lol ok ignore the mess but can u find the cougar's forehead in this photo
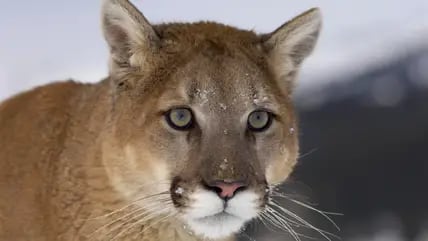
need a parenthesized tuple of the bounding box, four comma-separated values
(160, 54, 283, 117)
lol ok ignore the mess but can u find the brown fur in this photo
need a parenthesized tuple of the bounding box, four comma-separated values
(0, 1, 321, 240)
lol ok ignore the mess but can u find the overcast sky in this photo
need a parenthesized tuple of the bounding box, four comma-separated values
(1, 0, 428, 100)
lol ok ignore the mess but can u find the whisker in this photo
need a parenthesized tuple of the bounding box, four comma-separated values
(266, 206, 302, 227)
(257, 213, 278, 234)
(86, 198, 171, 239)
(87, 191, 170, 220)
(271, 191, 342, 216)
(101, 202, 173, 241)
(137, 210, 177, 234)
(271, 211, 300, 241)
(109, 202, 172, 240)
(298, 148, 318, 160)
(109, 207, 175, 241)
(263, 208, 320, 240)
(271, 191, 342, 230)
(269, 201, 340, 241)
(283, 196, 341, 230)
(261, 211, 301, 241)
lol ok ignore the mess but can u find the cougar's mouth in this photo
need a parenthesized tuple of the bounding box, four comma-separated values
(170, 177, 268, 239)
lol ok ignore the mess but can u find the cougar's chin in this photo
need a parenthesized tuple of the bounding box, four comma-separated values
(179, 188, 261, 239)
(186, 213, 245, 239)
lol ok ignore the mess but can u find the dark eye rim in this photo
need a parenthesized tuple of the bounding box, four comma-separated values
(247, 110, 274, 132)
(165, 107, 195, 131)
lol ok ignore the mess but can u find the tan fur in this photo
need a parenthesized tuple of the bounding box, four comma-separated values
(0, 1, 321, 240)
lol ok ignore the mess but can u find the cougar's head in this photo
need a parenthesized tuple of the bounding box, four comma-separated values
(100, 0, 321, 239)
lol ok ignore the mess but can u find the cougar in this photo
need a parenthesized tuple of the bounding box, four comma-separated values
(0, 0, 322, 240)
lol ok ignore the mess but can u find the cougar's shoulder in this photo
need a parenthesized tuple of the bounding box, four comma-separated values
(0, 80, 91, 156)
(0, 80, 104, 240)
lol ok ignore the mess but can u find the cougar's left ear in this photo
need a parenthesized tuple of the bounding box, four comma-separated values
(262, 8, 322, 90)
(102, 0, 160, 73)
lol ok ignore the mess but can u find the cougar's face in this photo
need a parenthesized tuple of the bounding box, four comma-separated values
(104, 50, 298, 239)
(100, 0, 320, 239)
(161, 54, 299, 239)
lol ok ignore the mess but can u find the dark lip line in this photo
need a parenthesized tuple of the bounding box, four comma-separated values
(195, 211, 240, 221)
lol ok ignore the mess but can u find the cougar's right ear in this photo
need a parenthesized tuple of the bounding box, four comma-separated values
(102, 0, 159, 73)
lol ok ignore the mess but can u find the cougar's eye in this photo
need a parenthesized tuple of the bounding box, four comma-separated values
(247, 110, 273, 132)
(166, 108, 194, 130)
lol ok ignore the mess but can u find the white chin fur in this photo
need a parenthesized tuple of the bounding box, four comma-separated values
(187, 213, 244, 239)
(182, 189, 260, 240)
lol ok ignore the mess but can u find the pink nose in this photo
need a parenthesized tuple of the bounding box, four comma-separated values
(209, 181, 247, 199)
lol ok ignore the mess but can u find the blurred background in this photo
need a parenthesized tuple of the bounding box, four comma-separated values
(1, 1, 427, 241)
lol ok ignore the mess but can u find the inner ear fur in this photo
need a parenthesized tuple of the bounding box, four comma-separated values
(262, 8, 322, 90)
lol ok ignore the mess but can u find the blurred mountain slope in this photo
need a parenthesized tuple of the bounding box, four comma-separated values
(293, 46, 428, 240)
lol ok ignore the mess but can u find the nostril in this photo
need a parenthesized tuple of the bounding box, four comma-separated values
(204, 180, 248, 199)
(206, 185, 223, 196)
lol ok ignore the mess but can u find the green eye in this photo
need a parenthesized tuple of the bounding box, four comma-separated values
(247, 110, 273, 132)
(166, 108, 194, 130)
